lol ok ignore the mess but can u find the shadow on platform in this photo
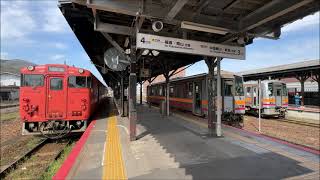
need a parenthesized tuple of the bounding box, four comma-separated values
(133, 105, 314, 179)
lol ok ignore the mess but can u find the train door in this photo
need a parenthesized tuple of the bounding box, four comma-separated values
(275, 84, 282, 107)
(193, 82, 202, 115)
(223, 80, 233, 112)
(46, 76, 67, 118)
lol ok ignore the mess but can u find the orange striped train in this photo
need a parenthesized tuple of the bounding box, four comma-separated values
(147, 72, 245, 126)
(244, 80, 288, 118)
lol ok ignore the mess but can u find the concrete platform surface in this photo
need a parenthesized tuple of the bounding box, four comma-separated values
(59, 99, 319, 180)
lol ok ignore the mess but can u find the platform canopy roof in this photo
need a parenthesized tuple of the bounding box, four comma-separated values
(239, 59, 320, 81)
(58, 0, 319, 88)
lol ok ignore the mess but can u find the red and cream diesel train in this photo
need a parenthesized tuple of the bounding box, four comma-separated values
(147, 72, 245, 125)
(20, 64, 106, 138)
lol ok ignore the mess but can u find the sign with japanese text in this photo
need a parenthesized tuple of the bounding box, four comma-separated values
(136, 33, 245, 60)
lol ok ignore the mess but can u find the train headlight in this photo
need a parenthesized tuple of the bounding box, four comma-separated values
(78, 69, 84, 74)
(27, 66, 35, 71)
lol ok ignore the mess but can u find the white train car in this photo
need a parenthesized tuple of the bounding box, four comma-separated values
(244, 80, 288, 118)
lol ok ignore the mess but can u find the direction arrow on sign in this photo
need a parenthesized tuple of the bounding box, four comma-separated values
(136, 33, 245, 60)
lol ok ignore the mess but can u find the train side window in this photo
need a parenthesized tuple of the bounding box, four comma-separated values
(22, 74, 44, 87)
(170, 86, 174, 96)
(68, 76, 87, 88)
(188, 83, 193, 96)
(87, 77, 92, 88)
(50, 78, 63, 90)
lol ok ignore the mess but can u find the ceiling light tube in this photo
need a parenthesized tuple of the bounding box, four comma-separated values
(181, 21, 229, 35)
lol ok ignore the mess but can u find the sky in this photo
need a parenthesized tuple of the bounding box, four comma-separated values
(1, 1, 319, 83)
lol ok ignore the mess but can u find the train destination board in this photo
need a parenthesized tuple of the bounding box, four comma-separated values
(136, 33, 245, 60)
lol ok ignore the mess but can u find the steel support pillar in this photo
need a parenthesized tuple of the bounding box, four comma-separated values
(140, 82, 143, 105)
(166, 78, 170, 116)
(216, 57, 222, 137)
(204, 58, 216, 136)
(300, 80, 305, 106)
(129, 62, 137, 141)
(258, 79, 261, 132)
(120, 76, 125, 117)
(296, 73, 309, 107)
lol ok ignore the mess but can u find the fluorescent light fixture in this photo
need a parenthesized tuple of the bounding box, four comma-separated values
(181, 21, 229, 35)
(142, 49, 149, 55)
(125, 49, 131, 54)
(151, 50, 159, 56)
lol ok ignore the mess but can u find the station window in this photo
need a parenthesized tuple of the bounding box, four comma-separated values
(50, 78, 63, 90)
(68, 76, 89, 88)
(21, 74, 44, 87)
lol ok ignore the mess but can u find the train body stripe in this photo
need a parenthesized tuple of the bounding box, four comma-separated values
(148, 96, 193, 103)
(262, 98, 275, 103)
(235, 100, 245, 105)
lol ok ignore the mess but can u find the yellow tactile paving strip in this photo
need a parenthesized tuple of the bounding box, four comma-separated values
(102, 115, 127, 180)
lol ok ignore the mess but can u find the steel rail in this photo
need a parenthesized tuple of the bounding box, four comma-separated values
(279, 119, 319, 128)
(0, 138, 49, 177)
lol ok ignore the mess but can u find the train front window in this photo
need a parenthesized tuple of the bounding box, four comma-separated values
(234, 76, 244, 96)
(22, 74, 44, 87)
(268, 83, 274, 96)
(50, 78, 63, 90)
(224, 81, 233, 96)
(68, 76, 87, 88)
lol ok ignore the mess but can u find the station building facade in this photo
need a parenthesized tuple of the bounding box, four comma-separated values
(0, 72, 20, 101)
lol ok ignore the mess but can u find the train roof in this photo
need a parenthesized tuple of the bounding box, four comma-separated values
(239, 59, 320, 81)
(20, 64, 92, 76)
(150, 70, 241, 86)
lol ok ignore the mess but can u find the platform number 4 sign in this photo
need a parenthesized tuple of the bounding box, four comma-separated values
(140, 37, 145, 43)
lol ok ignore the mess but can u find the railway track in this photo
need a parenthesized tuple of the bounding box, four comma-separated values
(0, 137, 76, 179)
(244, 115, 319, 128)
(0, 103, 19, 109)
(280, 119, 320, 128)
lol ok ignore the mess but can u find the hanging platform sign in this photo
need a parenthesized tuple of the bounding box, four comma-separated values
(136, 33, 245, 60)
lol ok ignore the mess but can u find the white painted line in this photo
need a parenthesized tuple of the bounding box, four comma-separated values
(101, 142, 106, 166)
(117, 125, 129, 135)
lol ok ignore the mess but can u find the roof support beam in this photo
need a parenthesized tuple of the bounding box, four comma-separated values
(240, 0, 313, 31)
(165, 0, 189, 21)
(218, 0, 314, 43)
(94, 14, 132, 35)
(101, 32, 131, 62)
(96, 22, 132, 35)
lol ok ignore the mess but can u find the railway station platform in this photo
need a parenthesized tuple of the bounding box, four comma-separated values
(54, 98, 320, 180)
(287, 105, 320, 125)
